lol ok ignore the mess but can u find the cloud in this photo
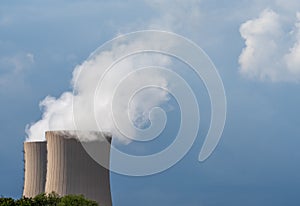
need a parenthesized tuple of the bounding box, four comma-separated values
(284, 13, 300, 76)
(145, 0, 202, 33)
(239, 8, 300, 82)
(0, 52, 34, 89)
(26, 35, 173, 142)
(25, 0, 206, 142)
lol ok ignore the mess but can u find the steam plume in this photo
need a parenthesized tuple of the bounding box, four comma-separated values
(26, 37, 172, 142)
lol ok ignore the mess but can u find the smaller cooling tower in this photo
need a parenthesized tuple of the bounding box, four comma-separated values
(45, 131, 112, 206)
(23, 141, 47, 197)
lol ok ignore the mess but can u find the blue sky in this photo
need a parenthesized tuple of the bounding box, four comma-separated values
(1, 0, 300, 205)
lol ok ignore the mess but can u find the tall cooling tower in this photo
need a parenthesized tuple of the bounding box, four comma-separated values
(23, 141, 47, 197)
(45, 131, 112, 206)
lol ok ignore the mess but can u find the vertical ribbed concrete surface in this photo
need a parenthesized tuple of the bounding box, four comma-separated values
(23, 141, 47, 197)
(45, 131, 112, 206)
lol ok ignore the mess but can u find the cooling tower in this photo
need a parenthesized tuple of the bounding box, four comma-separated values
(45, 131, 112, 206)
(23, 141, 47, 197)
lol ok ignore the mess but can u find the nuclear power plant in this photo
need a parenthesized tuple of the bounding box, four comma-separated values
(23, 131, 112, 206)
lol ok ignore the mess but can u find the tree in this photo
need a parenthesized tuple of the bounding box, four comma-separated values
(15, 196, 33, 206)
(59, 194, 98, 206)
(0, 193, 98, 206)
(0, 197, 15, 206)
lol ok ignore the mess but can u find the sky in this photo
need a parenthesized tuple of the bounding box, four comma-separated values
(1, 0, 300, 205)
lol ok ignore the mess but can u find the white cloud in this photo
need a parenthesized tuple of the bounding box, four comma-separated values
(26, 0, 206, 142)
(239, 9, 300, 82)
(26, 35, 173, 142)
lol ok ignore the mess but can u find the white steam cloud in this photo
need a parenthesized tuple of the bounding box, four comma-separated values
(25, 0, 203, 142)
(26, 36, 173, 142)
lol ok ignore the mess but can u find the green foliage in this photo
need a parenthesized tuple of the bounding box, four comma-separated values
(0, 197, 15, 206)
(59, 195, 97, 206)
(15, 197, 33, 206)
(0, 193, 98, 206)
(32, 192, 60, 206)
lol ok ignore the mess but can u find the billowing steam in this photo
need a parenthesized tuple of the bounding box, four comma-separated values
(25, 36, 173, 142)
(25, 0, 202, 142)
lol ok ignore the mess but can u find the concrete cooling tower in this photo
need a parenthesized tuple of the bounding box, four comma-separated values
(23, 141, 47, 197)
(45, 131, 112, 206)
